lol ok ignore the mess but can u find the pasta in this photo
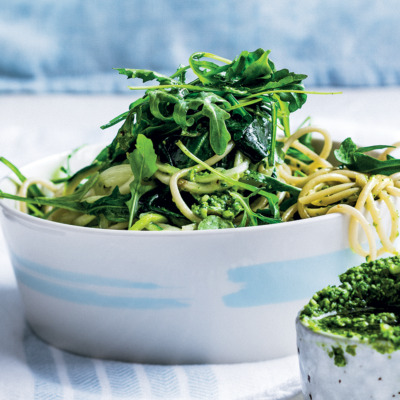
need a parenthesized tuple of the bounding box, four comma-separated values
(8, 124, 400, 261)
(279, 126, 400, 261)
(2, 49, 400, 262)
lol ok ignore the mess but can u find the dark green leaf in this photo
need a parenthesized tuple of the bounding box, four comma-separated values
(158, 130, 214, 169)
(230, 116, 272, 163)
(115, 68, 177, 85)
(334, 138, 358, 165)
(172, 92, 231, 155)
(242, 170, 301, 197)
(254, 208, 281, 224)
(334, 137, 400, 175)
(225, 49, 274, 84)
(81, 187, 130, 222)
(229, 191, 281, 226)
(0, 174, 99, 213)
(139, 186, 185, 220)
(126, 134, 158, 226)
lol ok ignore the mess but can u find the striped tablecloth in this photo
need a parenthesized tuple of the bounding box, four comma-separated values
(0, 225, 301, 399)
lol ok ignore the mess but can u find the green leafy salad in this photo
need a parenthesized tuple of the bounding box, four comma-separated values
(1, 49, 400, 233)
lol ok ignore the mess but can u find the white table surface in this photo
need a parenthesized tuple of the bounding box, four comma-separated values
(0, 89, 398, 399)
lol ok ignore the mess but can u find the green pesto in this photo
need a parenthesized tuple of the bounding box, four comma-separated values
(328, 346, 347, 367)
(346, 344, 357, 356)
(300, 256, 400, 357)
(325, 344, 357, 367)
(191, 192, 243, 220)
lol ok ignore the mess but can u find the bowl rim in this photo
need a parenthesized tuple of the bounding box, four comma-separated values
(297, 315, 366, 344)
(296, 315, 400, 354)
(0, 144, 345, 237)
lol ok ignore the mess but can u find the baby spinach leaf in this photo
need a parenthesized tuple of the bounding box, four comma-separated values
(277, 83, 307, 112)
(334, 137, 358, 165)
(334, 138, 398, 175)
(230, 116, 272, 163)
(158, 130, 214, 169)
(225, 49, 274, 84)
(139, 186, 185, 220)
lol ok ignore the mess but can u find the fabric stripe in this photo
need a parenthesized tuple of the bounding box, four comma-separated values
(174, 366, 191, 399)
(105, 361, 143, 398)
(51, 347, 74, 400)
(93, 359, 113, 399)
(186, 365, 219, 399)
(62, 351, 102, 400)
(143, 365, 181, 398)
(23, 328, 64, 400)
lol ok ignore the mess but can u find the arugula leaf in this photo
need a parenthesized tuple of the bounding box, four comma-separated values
(0, 174, 99, 214)
(1, 174, 129, 224)
(149, 90, 182, 122)
(0, 156, 45, 200)
(242, 170, 301, 197)
(188, 52, 233, 85)
(81, 187, 130, 223)
(173, 92, 231, 155)
(334, 138, 398, 175)
(115, 68, 178, 85)
(199, 94, 231, 155)
(126, 134, 158, 227)
(229, 191, 281, 226)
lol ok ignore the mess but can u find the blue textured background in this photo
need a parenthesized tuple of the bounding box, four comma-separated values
(0, 0, 399, 93)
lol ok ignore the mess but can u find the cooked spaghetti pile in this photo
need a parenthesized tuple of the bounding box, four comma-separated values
(1, 49, 400, 261)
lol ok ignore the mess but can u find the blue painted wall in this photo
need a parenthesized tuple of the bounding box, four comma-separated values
(1, 0, 399, 93)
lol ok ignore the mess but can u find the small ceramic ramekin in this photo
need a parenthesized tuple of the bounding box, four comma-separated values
(297, 317, 400, 400)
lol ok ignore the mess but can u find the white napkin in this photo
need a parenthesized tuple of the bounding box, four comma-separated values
(0, 229, 302, 400)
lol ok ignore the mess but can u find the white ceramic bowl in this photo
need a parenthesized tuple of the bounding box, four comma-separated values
(296, 317, 400, 400)
(0, 146, 375, 364)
